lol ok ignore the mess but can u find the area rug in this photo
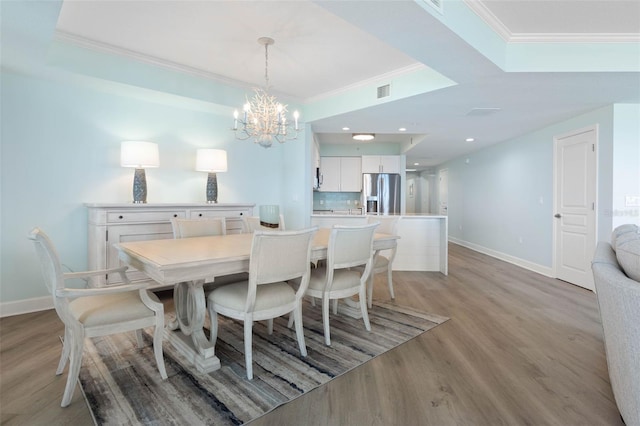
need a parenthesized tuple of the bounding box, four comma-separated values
(78, 300, 448, 425)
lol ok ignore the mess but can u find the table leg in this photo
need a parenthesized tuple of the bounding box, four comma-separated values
(166, 280, 220, 373)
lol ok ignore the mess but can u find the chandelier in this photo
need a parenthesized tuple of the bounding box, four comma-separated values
(232, 37, 300, 148)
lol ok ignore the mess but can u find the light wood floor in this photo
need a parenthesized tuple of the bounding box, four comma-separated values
(0, 243, 622, 425)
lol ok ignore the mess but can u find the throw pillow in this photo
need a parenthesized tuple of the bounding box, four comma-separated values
(611, 224, 639, 251)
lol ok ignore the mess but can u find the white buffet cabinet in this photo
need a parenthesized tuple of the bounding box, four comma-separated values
(310, 214, 448, 274)
(86, 203, 255, 286)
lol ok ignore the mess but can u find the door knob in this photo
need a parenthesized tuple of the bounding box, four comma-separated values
(554, 213, 562, 218)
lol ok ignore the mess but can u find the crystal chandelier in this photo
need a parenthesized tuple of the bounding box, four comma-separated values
(232, 37, 300, 148)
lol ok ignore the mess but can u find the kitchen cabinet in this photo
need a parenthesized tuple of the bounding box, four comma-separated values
(319, 157, 362, 192)
(85, 203, 254, 286)
(361, 155, 402, 174)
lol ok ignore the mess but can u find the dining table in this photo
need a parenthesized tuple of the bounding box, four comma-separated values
(114, 227, 399, 373)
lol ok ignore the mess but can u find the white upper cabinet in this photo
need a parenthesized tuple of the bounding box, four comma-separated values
(340, 157, 362, 192)
(361, 155, 402, 174)
(319, 157, 362, 192)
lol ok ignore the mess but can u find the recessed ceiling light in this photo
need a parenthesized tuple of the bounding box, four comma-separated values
(352, 133, 375, 141)
(414, 162, 419, 166)
(405, 168, 417, 172)
(398, 127, 407, 132)
(465, 138, 475, 142)
(342, 127, 350, 131)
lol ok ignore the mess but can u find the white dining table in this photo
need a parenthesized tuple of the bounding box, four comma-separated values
(115, 227, 398, 373)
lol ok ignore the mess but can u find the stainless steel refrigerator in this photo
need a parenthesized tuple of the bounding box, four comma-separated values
(363, 173, 401, 215)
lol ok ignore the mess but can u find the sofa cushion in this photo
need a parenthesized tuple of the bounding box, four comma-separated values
(615, 230, 640, 281)
(611, 224, 639, 251)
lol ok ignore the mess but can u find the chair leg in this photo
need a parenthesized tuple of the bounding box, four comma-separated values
(135, 329, 144, 348)
(287, 311, 294, 328)
(244, 319, 253, 380)
(332, 299, 338, 315)
(153, 312, 168, 380)
(367, 272, 375, 309)
(56, 326, 71, 375)
(359, 285, 371, 332)
(387, 267, 395, 299)
(208, 307, 219, 346)
(322, 295, 331, 346)
(293, 305, 307, 357)
(267, 318, 274, 335)
(61, 326, 84, 407)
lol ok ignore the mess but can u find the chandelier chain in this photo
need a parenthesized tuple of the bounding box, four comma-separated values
(264, 42, 270, 89)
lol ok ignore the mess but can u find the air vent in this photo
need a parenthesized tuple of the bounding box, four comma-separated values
(422, 0, 443, 14)
(377, 84, 390, 99)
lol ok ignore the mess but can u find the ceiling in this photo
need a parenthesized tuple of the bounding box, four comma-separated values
(54, 0, 640, 170)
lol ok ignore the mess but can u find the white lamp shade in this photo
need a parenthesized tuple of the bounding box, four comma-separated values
(196, 149, 228, 172)
(121, 141, 160, 168)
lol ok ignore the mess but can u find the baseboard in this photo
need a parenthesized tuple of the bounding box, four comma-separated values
(0, 296, 53, 318)
(448, 237, 553, 278)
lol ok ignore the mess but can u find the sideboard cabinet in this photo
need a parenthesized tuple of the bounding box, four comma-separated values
(86, 203, 255, 286)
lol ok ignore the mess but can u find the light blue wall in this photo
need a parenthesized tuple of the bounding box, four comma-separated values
(0, 69, 310, 304)
(438, 104, 640, 269)
(611, 104, 640, 228)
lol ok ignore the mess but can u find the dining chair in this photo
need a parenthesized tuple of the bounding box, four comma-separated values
(304, 223, 379, 346)
(243, 215, 286, 232)
(207, 227, 317, 379)
(364, 215, 400, 308)
(28, 227, 167, 407)
(171, 217, 226, 238)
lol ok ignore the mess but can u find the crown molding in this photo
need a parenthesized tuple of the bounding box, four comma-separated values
(54, 30, 256, 91)
(509, 33, 640, 43)
(463, 0, 512, 42)
(464, 0, 640, 43)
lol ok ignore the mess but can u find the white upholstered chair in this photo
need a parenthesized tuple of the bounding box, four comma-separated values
(365, 215, 400, 308)
(305, 223, 378, 346)
(207, 227, 317, 379)
(171, 217, 226, 238)
(28, 227, 167, 407)
(243, 215, 286, 232)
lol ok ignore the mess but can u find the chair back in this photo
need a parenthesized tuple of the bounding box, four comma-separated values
(244, 215, 286, 232)
(367, 215, 399, 260)
(244, 227, 317, 311)
(367, 215, 399, 236)
(329, 223, 379, 270)
(28, 228, 68, 317)
(171, 217, 226, 238)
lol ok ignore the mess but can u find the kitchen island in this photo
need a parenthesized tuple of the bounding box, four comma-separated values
(310, 214, 448, 274)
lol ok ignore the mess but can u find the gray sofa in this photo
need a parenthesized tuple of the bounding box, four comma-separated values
(591, 224, 640, 426)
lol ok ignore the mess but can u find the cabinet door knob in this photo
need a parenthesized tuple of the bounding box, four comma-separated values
(118, 215, 123, 219)
(199, 213, 203, 217)
(240, 212, 243, 216)
(173, 214, 178, 218)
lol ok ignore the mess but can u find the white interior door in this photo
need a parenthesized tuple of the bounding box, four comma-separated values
(553, 126, 597, 290)
(439, 169, 448, 215)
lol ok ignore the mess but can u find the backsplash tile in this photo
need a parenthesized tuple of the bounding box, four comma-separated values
(313, 192, 362, 211)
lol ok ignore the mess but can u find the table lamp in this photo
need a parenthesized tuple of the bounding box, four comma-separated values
(120, 141, 159, 203)
(196, 149, 227, 203)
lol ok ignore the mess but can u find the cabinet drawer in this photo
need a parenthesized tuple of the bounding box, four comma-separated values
(190, 209, 249, 219)
(107, 210, 186, 223)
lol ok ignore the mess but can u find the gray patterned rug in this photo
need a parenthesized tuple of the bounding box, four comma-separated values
(78, 300, 448, 425)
